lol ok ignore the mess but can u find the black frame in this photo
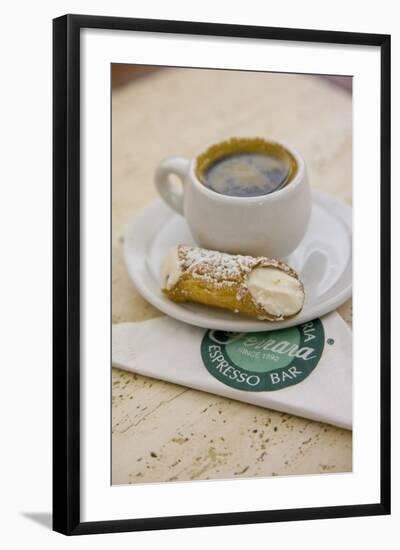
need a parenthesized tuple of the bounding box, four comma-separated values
(53, 14, 391, 535)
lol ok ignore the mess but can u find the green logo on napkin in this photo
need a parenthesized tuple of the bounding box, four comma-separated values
(201, 320, 324, 392)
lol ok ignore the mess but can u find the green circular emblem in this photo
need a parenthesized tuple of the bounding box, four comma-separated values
(201, 319, 324, 392)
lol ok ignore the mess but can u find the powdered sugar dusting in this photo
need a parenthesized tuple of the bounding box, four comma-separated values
(177, 245, 291, 290)
(179, 246, 255, 288)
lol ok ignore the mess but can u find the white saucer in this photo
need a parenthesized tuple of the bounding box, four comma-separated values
(123, 191, 352, 332)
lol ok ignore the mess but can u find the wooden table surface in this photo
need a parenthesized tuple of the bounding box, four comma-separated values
(112, 68, 352, 485)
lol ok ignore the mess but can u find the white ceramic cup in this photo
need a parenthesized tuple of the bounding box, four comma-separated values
(155, 139, 311, 258)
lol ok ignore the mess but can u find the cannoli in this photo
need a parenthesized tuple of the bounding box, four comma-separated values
(161, 245, 305, 321)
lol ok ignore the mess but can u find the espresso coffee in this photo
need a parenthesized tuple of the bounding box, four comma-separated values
(202, 152, 292, 197)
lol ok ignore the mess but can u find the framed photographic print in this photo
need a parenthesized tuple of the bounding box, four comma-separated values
(53, 14, 390, 535)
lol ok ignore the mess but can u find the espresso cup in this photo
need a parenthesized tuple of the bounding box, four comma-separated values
(155, 137, 311, 258)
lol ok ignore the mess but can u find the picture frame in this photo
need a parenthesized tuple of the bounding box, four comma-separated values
(53, 14, 391, 535)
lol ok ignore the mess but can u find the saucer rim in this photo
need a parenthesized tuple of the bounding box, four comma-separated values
(123, 191, 352, 332)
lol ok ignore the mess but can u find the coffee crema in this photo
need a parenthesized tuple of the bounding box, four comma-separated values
(196, 137, 297, 198)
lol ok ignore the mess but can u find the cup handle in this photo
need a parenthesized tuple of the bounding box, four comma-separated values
(154, 157, 190, 215)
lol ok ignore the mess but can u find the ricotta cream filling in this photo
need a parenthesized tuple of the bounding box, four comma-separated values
(161, 246, 182, 290)
(247, 266, 304, 317)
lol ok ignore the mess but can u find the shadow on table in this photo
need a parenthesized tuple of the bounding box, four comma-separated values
(111, 64, 352, 95)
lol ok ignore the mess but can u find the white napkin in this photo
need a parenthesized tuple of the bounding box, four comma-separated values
(112, 312, 352, 430)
